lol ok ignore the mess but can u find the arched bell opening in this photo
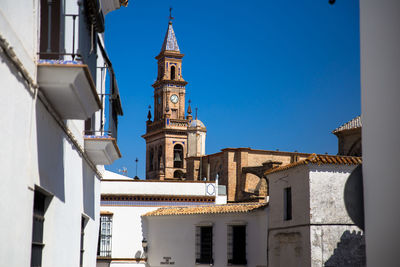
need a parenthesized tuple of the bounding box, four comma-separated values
(170, 65, 176, 80)
(173, 144, 183, 168)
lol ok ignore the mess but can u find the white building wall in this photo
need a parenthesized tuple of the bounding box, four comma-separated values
(145, 210, 268, 267)
(360, 1, 400, 266)
(309, 165, 357, 224)
(100, 205, 157, 267)
(267, 163, 364, 267)
(0, 0, 116, 266)
(102, 171, 218, 197)
(99, 172, 227, 267)
(308, 165, 363, 266)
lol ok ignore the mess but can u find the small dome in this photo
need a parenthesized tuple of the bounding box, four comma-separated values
(189, 119, 206, 128)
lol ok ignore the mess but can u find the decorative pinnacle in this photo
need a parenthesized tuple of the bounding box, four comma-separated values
(187, 99, 192, 114)
(147, 105, 152, 121)
(195, 107, 198, 120)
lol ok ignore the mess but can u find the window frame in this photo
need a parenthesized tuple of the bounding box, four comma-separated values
(227, 223, 247, 266)
(195, 223, 213, 265)
(283, 187, 292, 221)
(31, 188, 51, 267)
(98, 214, 113, 257)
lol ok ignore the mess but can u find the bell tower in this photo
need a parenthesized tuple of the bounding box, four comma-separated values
(142, 19, 190, 180)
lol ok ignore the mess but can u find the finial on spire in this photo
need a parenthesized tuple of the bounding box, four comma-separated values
(195, 107, 198, 120)
(169, 7, 174, 22)
(187, 99, 192, 114)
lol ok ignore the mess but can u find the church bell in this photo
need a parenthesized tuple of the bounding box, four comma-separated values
(174, 151, 181, 161)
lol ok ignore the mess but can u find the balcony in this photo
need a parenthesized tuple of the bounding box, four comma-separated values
(84, 132, 122, 165)
(37, 60, 101, 119)
(36, 3, 103, 119)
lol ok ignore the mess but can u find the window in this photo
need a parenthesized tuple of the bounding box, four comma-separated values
(173, 144, 183, 168)
(39, 0, 61, 59)
(31, 191, 46, 267)
(196, 226, 213, 264)
(284, 187, 292, 221)
(228, 225, 247, 265)
(80, 217, 87, 267)
(97, 215, 112, 257)
(170, 65, 176, 80)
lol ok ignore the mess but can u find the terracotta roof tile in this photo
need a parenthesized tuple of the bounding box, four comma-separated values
(264, 153, 362, 176)
(100, 211, 113, 215)
(142, 203, 267, 217)
(332, 115, 362, 134)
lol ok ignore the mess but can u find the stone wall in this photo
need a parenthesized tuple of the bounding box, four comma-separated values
(186, 148, 310, 202)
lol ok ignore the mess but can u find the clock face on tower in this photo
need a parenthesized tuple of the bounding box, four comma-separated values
(170, 94, 179, 104)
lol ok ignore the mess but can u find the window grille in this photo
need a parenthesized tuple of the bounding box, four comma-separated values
(31, 191, 46, 267)
(98, 215, 112, 257)
(195, 226, 213, 264)
(227, 225, 247, 265)
(80, 217, 86, 267)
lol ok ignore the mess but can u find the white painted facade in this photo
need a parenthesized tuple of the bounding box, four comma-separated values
(360, 1, 400, 266)
(267, 163, 364, 267)
(187, 119, 207, 157)
(144, 209, 268, 267)
(0, 1, 125, 266)
(98, 171, 227, 267)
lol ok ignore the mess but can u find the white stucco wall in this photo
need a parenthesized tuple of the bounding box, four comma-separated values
(100, 205, 157, 267)
(145, 210, 268, 267)
(309, 164, 357, 224)
(102, 171, 218, 197)
(267, 163, 364, 267)
(268, 165, 311, 229)
(360, 1, 400, 266)
(0, 1, 111, 266)
(98, 172, 226, 267)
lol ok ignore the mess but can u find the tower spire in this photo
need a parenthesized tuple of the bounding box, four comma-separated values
(187, 99, 192, 114)
(160, 10, 180, 52)
(186, 100, 193, 120)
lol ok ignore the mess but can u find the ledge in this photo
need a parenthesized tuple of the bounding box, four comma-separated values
(84, 136, 122, 165)
(37, 60, 101, 119)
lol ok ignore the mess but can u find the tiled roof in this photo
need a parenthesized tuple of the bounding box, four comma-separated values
(332, 115, 362, 134)
(161, 22, 180, 52)
(142, 203, 267, 217)
(264, 154, 362, 176)
(119, 0, 129, 7)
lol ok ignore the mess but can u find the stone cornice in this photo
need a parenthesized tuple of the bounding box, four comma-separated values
(155, 51, 184, 60)
(152, 79, 188, 88)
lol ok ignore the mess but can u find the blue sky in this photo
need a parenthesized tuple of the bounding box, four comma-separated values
(104, 0, 360, 178)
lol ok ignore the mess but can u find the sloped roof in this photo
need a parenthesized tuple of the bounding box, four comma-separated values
(160, 22, 180, 52)
(142, 203, 267, 217)
(264, 153, 362, 176)
(332, 115, 362, 134)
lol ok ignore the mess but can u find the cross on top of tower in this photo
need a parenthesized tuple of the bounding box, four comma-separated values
(169, 7, 174, 22)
